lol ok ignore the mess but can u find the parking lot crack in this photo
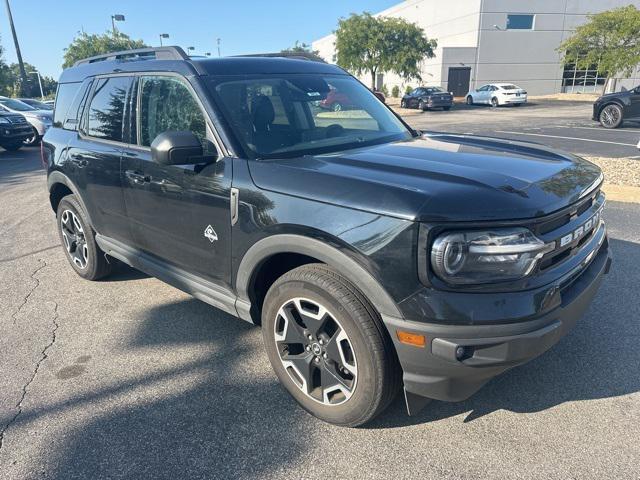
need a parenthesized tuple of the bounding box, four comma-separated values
(11, 259, 47, 325)
(0, 298, 59, 453)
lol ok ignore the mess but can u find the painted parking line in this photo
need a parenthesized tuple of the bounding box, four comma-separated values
(495, 131, 637, 147)
(552, 125, 640, 134)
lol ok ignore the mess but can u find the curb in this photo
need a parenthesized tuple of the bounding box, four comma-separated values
(602, 184, 640, 204)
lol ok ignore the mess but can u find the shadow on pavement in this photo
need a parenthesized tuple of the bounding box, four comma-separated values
(44, 299, 311, 479)
(0, 147, 44, 187)
(3, 237, 636, 476)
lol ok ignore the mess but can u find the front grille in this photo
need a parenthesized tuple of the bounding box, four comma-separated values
(6, 115, 27, 124)
(535, 189, 605, 272)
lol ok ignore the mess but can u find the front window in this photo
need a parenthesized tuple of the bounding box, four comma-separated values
(0, 98, 36, 112)
(210, 74, 412, 159)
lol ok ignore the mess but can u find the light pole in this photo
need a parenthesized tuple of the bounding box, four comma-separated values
(4, 0, 28, 95)
(159, 33, 169, 46)
(216, 38, 221, 57)
(187, 46, 195, 56)
(111, 14, 125, 36)
(28, 71, 44, 100)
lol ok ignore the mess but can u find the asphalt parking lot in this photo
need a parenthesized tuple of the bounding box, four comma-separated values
(403, 99, 640, 159)
(1, 129, 639, 478)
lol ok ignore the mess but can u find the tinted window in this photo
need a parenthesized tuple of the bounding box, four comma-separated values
(55, 80, 92, 130)
(138, 76, 207, 147)
(53, 83, 81, 127)
(425, 87, 444, 94)
(507, 14, 534, 30)
(86, 76, 131, 142)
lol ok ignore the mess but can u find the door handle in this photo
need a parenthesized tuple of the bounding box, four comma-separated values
(150, 178, 181, 193)
(125, 170, 150, 184)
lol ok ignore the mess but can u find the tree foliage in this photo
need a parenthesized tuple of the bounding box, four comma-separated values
(335, 12, 436, 88)
(63, 31, 148, 69)
(558, 5, 640, 79)
(281, 41, 323, 61)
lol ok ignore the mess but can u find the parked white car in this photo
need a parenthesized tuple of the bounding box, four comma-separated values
(466, 83, 527, 107)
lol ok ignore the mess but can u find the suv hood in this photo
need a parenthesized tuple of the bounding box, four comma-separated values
(248, 134, 603, 222)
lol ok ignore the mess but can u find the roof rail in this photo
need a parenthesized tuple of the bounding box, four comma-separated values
(233, 51, 326, 63)
(73, 46, 189, 67)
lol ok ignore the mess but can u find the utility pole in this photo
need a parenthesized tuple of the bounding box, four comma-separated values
(28, 71, 44, 99)
(217, 38, 221, 57)
(4, 0, 28, 96)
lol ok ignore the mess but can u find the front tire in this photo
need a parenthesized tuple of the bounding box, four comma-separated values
(466, 95, 473, 105)
(419, 100, 427, 111)
(56, 195, 112, 280)
(262, 264, 401, 427)
(332, 103, 343, 112)
(23, 127, 40, 146)
(599, 104, 623, 129)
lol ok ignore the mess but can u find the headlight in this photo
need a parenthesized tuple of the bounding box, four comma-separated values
(0, 117, 9, 124)
(430, 228, 554, 285)
(37, 115, 51, 122)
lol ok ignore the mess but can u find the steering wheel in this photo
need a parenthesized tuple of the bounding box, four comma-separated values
(325, 124, 344, 139)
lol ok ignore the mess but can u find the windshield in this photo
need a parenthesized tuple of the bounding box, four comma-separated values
(209, 74, 412, 159)
(425, 87, 444, 94)
(0, 98, 36, 111)
(500, 85, 520, 90)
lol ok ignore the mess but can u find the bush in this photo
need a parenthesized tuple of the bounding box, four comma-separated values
(405, 85, 413, 95)
(380, 84, 389, 96)
(391, 85, 400, 97)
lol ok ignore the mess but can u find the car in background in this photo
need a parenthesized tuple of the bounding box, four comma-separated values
(466, 83, 527, 107)
(592, 86, 640, 129)
(43, 99, 55, 107)
(0, 110, 33, 151)
(0, 96, 53, 145)
(401, 87, 453, 111)
(18, 98, 54, 111)
(319, 87, 355, 112)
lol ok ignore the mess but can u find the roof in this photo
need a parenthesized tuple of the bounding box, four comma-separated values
(59, 46, 347, 83)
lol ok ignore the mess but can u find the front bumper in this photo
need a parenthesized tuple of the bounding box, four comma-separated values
(383, 237, 611, 403)
(0, 124, 33, 143)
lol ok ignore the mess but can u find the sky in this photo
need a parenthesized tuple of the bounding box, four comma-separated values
(0, 0, 397, 79)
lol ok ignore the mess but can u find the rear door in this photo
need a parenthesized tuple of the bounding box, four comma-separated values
(627, 87, 640, 120)
(66, 75, 133, 242)
(122, 74, 233, 289)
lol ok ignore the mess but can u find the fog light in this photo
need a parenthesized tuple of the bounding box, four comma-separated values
(397, 331, 426, 348)
(455, 346, 467, 360)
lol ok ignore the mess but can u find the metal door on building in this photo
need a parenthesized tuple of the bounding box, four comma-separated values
(447, 67, 471, 97)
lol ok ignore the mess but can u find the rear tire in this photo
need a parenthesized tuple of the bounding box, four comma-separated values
(56, 195, 113, 281)
(599, 104, 623, 129)
(419, 100, 427, 111)
(262, 264, 401, 427)
(443, 106, 451, 111)
(491, 97, 499, 107)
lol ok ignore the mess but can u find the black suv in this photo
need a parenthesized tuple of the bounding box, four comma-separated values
(44, 47, 611, 427)
(593, 85, 640, 128)
(0, 111, 33, 151)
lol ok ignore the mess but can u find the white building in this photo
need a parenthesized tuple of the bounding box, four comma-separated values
(312, 0, 640, 96)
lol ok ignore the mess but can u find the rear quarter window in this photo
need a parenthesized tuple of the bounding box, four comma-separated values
(53, 82, 81, 127)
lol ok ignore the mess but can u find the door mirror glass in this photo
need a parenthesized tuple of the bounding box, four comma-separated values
(150, 131, 209, 165)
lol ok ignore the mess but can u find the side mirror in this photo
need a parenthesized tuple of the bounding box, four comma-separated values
(150, 131, 205, 166)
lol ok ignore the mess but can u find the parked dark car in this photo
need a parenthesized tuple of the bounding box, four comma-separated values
(0, 111, 33, 151)
(401, 87, 453, 110)
(44, 47, 610, 427)
(592, 86, 640, 128)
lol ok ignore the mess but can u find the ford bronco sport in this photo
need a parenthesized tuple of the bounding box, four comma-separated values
(43, 47, 611, 426)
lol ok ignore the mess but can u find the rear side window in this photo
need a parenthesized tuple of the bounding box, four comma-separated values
(86, 76, 132, 142)
(53, 82, 81, 128)
(56, 79, 92, 130)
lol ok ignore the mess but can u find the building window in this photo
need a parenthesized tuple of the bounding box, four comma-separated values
(506, 14, 534, 30)
(562, 61, 607, 93)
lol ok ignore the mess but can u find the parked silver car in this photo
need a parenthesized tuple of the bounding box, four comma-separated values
(18, 98, 54, 111)
(0, 96, 53, 145)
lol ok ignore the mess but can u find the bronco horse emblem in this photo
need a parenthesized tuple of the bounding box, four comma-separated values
(204, 225, 218, 243)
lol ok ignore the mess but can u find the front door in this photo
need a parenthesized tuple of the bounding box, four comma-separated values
(122, 74, 233, 289)
(447, 67, 471, 97)
(628, 87, 640, 120)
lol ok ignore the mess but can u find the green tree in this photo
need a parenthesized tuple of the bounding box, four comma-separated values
(335, 12, 436, 89)
(0, 36, 12, 96)
(63, 31, 148, 69)
(558, 5, 640, 91)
